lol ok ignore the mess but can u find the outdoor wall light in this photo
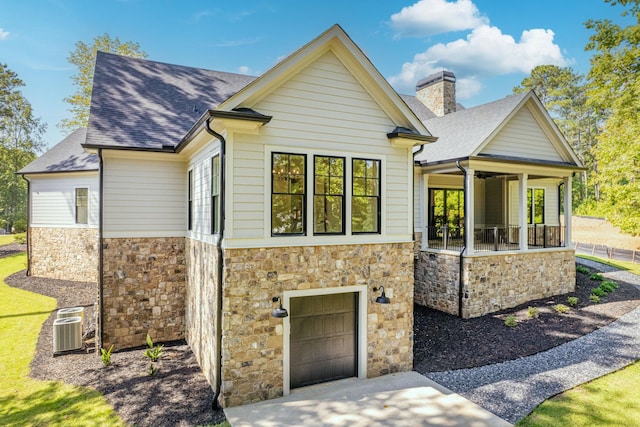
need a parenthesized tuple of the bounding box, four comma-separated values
(373, 286, 390, 304)
(271, 296, 289, 318)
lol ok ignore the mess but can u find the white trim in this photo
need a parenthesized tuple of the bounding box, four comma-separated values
(282, 285, 368, 396)
(103, 231, 185, 239)
(29, 224, 99, 230)
(223, 234, 413, 249)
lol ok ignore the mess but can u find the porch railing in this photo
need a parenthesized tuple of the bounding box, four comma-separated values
(424, 224, 566, 252)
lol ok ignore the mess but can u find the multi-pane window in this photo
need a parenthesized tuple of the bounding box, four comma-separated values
(527, 188, 545, 224)
(188, 170, 193, 230)
(352, 158, 381, 234)
(314, 156, 345, 234)
(429, 188, 464, 234)
(272, 152, 306, 236)
(75, 188, 88, 224)
(211, 155, 220, 234)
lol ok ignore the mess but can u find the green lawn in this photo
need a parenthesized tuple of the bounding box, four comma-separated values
(577, 254, 640, 275)
(0, 233, 24, 246)
(0, 254, 125, 426)
(517, 360, 640, 426)
(518, 254, 640, 426)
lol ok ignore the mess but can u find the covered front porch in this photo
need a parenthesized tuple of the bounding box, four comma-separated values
(414, 157, 578, 318)
(418, 157, 574, 255)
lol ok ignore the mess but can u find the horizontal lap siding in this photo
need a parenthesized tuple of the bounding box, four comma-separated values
(30, 174, 99, 227)
(509, 179, 560, 226)
(230, 51, 411, 240)
(103, 156, 186, 236)
(482, 107, 563, 162)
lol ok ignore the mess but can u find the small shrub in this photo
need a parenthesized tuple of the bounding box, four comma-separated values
(144, 334, 164, 362)
(14, 234, 26, 244)
(554, 304, 570, 313)
(590, 294, 600, 303)
(567, 296, 579, 307)
(576, 265, 590, 274)
(527, 306, 540, 318)
(504, 315, 518, 327)
(590, 272, 604, 281)
(599, 283, 615, 294)
(591, 287, 607, 297)
(147, 362, 157, 376)
(100, 345, 114, 367)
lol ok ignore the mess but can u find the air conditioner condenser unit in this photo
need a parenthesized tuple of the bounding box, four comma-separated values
(53, 316, 83, 353)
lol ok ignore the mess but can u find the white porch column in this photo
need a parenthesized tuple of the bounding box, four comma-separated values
(518, 173, 528, 250)
(465, 168, 475, 254)
(564, 176, 572, 248)
(421, 174, 429, 249)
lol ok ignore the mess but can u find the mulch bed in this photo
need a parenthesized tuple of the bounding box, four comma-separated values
(5, 270, 224, 427)
(414, 267, 640, 374)
(5, 243, 640, 426)
(0, 242, 26, 258)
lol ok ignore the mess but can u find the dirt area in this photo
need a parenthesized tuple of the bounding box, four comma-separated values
(571, 216, 640, 251)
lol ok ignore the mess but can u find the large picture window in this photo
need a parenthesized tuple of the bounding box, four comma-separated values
(75, 188, 88, 224)
(211, 155, 220, 234)
(527, 188, 545, 224)
(352, 158, 380, 234)
(314, 156, 344, 234)
(272, 152, 306, 235)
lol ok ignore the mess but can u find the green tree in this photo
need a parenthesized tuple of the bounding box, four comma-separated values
(59, 33, 147, 133)
(585, 0, 640, 235)
(513, 65, 600, 206)
(0, 63, 46, 232)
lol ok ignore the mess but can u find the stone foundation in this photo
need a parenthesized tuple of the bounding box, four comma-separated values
(219, 242, 414, 407)
(185, 238, 220, 391)
(29, 227, 98, 282)
(415, 249, 576, 318)
(101, 237, 186, 349)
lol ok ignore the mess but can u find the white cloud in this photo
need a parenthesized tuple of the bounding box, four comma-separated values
(389, 25, 569, 97)
(390, 0, 488, 38)
(238, 65, 251, 74)
(0, 28, 9, 40)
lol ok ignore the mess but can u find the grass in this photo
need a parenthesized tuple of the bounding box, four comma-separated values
(0, 253, 125, 427)
(0, 233, 24, 246)
(577, 254, 640, 276)
(517, 359, 640, 426)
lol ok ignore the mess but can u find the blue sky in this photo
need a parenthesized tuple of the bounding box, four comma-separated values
(0, 0, 630, 149)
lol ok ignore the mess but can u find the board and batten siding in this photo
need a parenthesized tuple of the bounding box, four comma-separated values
(227, 50, 413, 245)
(481, 105, 563, 162)
(508, 178, 560, 226)
(30, 172, 99, 228)
(102, 153, 186, 238)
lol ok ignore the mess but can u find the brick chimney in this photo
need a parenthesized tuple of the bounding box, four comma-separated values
(416, 71, 456, 116)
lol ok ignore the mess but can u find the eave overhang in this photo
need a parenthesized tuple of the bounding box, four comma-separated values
(387, 127, 437, 148)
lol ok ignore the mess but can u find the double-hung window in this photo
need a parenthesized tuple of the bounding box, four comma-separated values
(314, 156, 345, 234)
(75, 188, 88, 224)
(211, 155, 220, 234)
(271, 152, 306, 236)
(352, 158, 381, 234)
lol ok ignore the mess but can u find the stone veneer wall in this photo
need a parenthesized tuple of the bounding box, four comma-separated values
(415, 249, 576, 318)
(101, 237, 186, 349)
(219, 242, 414, 408)
(185, 238, 219, 390)
(29, 227, 99, 282)
(416, 78, 456, 116)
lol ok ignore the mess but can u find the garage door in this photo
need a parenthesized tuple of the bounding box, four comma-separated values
(290, 293, 357, 389)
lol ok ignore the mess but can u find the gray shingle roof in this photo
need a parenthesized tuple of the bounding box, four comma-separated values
(399, 94, 437, 121)
(18, 128, 98, 174)
(85, 52, 256, 150)
(414, 92, 529, 163)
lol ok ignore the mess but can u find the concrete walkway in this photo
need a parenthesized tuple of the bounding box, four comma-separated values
(225, 371, 511, 427)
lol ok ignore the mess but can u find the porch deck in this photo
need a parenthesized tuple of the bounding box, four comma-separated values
(424, 225, 566, 252)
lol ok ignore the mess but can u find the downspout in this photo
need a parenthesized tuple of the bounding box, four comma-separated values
(21, 175, 31, 276)
(412, 144, 426, 244)
(204, 118, 226, 410)
(455, 161, 467, 318)
(98, 149, 105, 350)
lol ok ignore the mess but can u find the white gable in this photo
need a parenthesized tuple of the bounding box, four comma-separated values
(480, 105, 563, 163)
